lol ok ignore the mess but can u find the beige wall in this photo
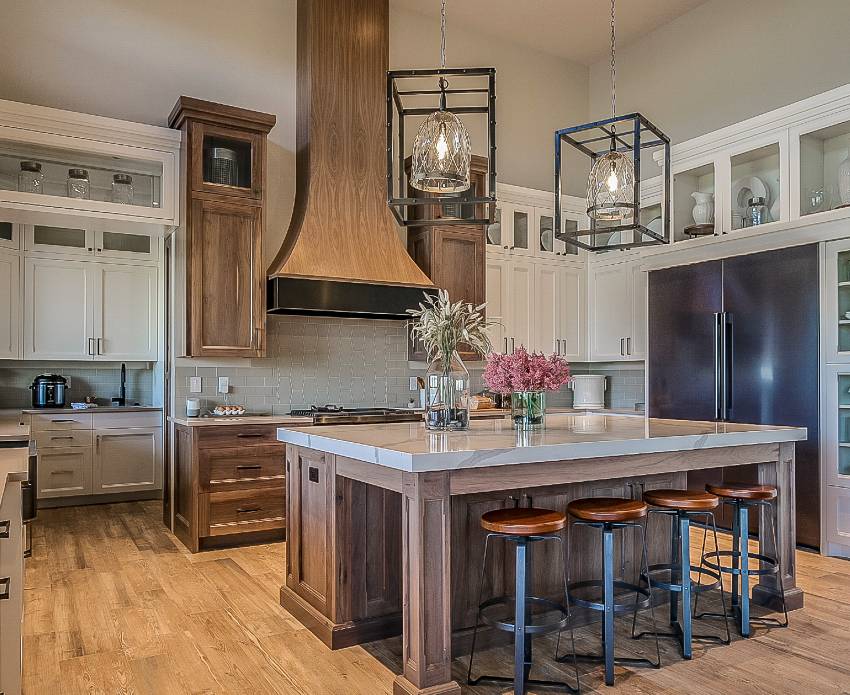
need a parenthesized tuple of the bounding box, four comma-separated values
(589, 0, 850, 145)
(0, 0, 589, 268)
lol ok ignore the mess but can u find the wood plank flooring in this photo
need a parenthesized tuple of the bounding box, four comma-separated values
(23, 501, 850, 694)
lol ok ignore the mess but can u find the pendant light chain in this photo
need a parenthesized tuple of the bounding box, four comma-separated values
(440, 0, 447, 70)
(609, 0, 617, 143)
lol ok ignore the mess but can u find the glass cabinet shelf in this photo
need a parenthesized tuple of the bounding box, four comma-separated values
(0, 141, 162, 209)
(799, 119, 850, 217)
(730, 143, 781, 231)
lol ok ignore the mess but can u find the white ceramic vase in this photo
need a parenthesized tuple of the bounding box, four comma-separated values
(839, 149, 850, 205)
(691, 191, 714, 224)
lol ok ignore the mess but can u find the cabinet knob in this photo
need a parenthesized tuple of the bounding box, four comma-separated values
(0, 577, 10, 600)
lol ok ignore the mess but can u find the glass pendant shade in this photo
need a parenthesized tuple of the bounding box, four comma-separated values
(410, 109, 472, 193)
(586, 150, 635, 221)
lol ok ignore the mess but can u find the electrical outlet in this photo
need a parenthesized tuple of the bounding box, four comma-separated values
(218, 376, 230, 394)
(189, 376, 202, 393)
(409, 376, 419, 392)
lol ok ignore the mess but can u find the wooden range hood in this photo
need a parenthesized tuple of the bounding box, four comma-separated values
(267, 0, 434, 319)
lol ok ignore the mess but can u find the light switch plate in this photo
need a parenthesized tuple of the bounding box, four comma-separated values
(218, 377, 230, 394)
(409, 376, 419, 391)
(189, 376, 202, 393)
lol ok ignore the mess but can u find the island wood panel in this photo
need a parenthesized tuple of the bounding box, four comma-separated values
(173, 425, 196, 552)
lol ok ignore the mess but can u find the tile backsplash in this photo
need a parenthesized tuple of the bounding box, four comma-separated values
(0, 364, 154, 409)
(174, 315, 645, 415)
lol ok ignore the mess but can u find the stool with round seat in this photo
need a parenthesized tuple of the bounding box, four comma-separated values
(555, 497, 661, 687)
(696, 483, 789, 638)
(467, 507, 580, 695)
(631, 489, 731, 659)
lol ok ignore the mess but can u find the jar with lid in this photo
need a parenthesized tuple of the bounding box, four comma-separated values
(745, 196, 769, 227)
(111, 173, 134, 204)
(17, 161, 44, 194)
(67, 169, 90, 199)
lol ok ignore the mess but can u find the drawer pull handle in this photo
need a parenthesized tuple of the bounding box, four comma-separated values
(235, 464, 262, 470)
(236, 507, 261, 514)
(50, 436, 75, 441)
(308, 466, 319, 483)
(50, 470, 74, 475)
(50, 419, 75, 423)
(0, 577, 10, 600)
(236, 433, 264, 438)
(0, 520, 9, 539)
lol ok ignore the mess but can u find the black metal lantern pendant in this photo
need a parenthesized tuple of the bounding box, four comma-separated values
(554, 0, 670, 251)
(387, 0, 496, 227)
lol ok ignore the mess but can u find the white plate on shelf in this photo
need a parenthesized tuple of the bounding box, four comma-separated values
(540, 228, 553, 251)
(731, 176, 769, 214)
(646, 215, 663, 236)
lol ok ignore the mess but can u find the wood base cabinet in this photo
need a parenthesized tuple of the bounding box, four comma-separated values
(169, 97, 275, 358)
(172, 423, 285, 552)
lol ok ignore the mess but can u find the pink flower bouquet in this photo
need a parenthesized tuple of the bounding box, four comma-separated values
(483, 347, 571, 394)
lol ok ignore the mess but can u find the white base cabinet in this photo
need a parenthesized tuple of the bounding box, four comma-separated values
(0, 480, 22, 695)
(32, 411, 162, 503)
(23, 256, 157, 361)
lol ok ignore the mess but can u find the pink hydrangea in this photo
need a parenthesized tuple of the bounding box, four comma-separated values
(483, 346, 571, 394)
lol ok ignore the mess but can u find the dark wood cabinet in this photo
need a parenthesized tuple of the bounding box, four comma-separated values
(169, 97, 275, 357)
(172, 423, 285, 553)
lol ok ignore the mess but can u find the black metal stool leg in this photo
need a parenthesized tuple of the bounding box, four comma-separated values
(637, 521, 662, 670)
(467, 533, 493, 685)
(602, 523, 615, 686)
(515, 537, 528, 695)
(554, 535, 581, 693)
(730, 503, 740, 612)
(707, 511, 732, 645)
(679, 512, 693, 659)
(669, 514, 680, 627)
(737, 503, 751, 637)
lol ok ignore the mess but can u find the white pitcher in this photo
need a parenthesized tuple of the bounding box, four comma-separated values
(691, 191, 714, 224)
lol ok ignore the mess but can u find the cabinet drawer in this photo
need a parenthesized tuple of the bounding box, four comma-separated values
(200, 445, 284, 490)
(92, 411, 161, 429)
(202, 488, 285, 537)
(34, 430, 91, 449)
(37, 447, 92, 498)
(30, 412, 92, 432)
(196, 425, 281, 449)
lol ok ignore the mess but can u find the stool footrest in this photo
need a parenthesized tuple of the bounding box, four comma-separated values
(478, 595, 570, 635)
(696, 607, 789, 631)
(568, 578, 651, 613)
(561, 652, 660, 670)
(641, 562, 722, 594)
(702, 550, 779, 577)
(468, 673, 578, 693)
(634, 619, 731, 647)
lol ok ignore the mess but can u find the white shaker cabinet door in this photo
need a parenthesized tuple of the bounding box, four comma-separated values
(0, 251, 20, 359)
(485, 257, 508, 354)
(24, 256, 95, 360)
(630, 262, 648, 359)
(589, 262, 632, 361)
(561, 265, 585, 361)
(95, 263, 157, 360)
(507, 259, 535, 352)
(534, 263, 560, 354)
(93, 427, 162, 494)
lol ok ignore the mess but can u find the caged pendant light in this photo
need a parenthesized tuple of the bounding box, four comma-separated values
(409, 0, 471, 193)
(554, 0, 670, 252)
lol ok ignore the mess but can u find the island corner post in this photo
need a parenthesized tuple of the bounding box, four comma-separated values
(280, 435, 801, 695)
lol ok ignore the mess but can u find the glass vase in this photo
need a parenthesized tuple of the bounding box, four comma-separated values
(511, 390, 546, 430)
(425, 350, 470, 431)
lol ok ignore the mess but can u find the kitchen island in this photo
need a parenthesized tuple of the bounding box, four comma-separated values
(276, 413, 806, 695)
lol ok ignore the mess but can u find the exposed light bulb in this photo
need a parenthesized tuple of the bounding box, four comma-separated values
(606, 166, 619, 193)
(436, 128, 449, 160)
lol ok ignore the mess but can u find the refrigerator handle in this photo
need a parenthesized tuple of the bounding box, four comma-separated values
(714, 312, 721, 420)
(724, 312, 734, 421)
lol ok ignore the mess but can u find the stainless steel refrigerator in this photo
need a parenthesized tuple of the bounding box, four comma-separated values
(648, 244, 820, 548)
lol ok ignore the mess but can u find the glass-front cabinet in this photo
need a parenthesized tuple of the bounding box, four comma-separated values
(795, 113, 850, 219)
(672, 162, 716, 241)
(190, 123, 262, 201)
(729, 141, 782, 231)
(23, 224, 156, 261)
(0, 98, 180, 229)
(822, 240, 850, 363)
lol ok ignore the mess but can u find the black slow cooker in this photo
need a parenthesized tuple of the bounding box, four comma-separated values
(29, 374, 68, 408)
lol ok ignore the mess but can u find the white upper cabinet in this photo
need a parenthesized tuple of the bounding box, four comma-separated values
(0, 220, 18, 250)
(24, 225, 157, 263)
(24, 257, 94, 360)
(485, 257, 507, 353)
(561, 264, 585, 361)
(23, 256, 156, 361)
(534, 263, 561, 355)
(507, 259, 535, 351)
(97, 264, 157, 360)
(0, 250, 19, 359)
(0, 98, 180, 232)
(587, 255, 645, 362)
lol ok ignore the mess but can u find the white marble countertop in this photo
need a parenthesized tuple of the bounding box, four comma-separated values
(277, 413, 807, 472)
(22, 406, 161, 414)
(0, 410, 29, 443)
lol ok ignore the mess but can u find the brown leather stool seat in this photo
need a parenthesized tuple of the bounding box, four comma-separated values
(643, 489, 719, 511)
(706, 482, 777, 501)
(481, 507, 566, 536)
(567, 497, 647, 523)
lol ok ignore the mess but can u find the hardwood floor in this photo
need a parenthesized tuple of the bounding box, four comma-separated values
(23, 501, 850, 694)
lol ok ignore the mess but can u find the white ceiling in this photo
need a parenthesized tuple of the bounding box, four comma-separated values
(391, 0, 708, 66)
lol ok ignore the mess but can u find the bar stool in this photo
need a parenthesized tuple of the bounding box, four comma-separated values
(696, 483, 789, 638)
(467, 507, 580, 695)
(556, 498, 661, 687)
(632, 489, 731, 659)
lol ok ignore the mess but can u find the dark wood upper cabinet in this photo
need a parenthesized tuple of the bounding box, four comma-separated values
(169, 97, 275, 357)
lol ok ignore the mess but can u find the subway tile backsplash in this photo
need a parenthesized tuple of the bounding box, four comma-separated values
(173, 315, 645, 415)
(0, 364, 154, 408)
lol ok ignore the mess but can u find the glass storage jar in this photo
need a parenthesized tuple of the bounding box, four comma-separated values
(111, 173, 134, 204)
(17, 161, 44, 194)
(67, 169, 90, 199)
(745, 196, 769, 227)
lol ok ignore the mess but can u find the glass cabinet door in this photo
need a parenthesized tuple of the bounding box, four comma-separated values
(191, 123, 262, 200)
(0, 221, 15, 250)
(96, 231, 155, 260)
(27, 224, 92, 256)
(730, 142, 781, 230)
(509, 205, 533, 255)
